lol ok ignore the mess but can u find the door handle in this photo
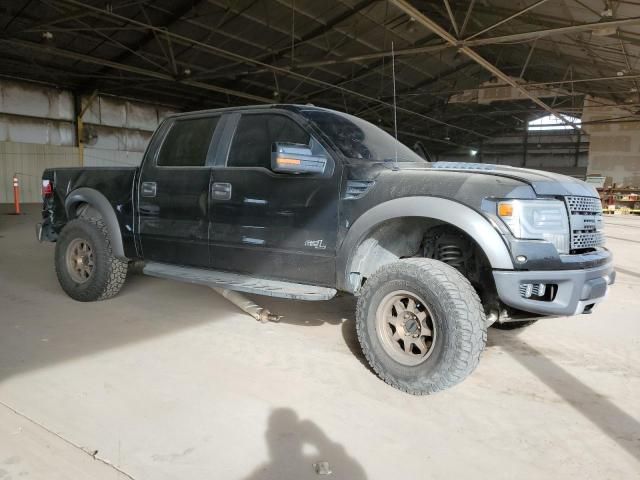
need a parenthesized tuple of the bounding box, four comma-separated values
(212, 182, 232, 201)
(141, 181, 157, 197)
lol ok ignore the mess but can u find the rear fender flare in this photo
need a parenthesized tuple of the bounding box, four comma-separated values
(64, 187, 126, 259)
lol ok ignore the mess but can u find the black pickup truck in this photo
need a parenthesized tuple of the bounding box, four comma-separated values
(38, 104, 614, 394)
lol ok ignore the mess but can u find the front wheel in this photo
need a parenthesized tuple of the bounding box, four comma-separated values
(356, 259, 487, 395)
(55, 218, 127, 301)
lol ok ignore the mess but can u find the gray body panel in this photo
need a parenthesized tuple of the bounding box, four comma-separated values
(337, 196, 514, 292)
(493, 262, 615, 316)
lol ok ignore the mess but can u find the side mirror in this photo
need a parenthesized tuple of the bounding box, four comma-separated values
(271, 140, 327, 174)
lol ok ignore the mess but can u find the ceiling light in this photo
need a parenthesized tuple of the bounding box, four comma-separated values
(593, 26, 617, 36)
(407, 17, 416, 33)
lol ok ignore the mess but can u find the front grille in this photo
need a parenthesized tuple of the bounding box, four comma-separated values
(565, 196, 602, 215)
(572, 231, 605, 249)
(564, 196, 605, 251)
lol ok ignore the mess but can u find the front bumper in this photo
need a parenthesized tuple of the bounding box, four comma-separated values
(493, 261, 615, 317)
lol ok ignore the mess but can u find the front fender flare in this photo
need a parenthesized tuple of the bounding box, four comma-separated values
(64, 187, 126, 259)
(337, 196, 513, 292)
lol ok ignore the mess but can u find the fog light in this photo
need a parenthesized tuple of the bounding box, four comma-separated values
(516, 255, 527, 263)
(519, 283, 547, 298)
(520, 283, 533, 298)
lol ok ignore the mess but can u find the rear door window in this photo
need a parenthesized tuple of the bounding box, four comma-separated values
(157, 116, 219, 167)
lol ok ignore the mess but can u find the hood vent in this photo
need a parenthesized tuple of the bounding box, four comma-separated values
(432, 162, 498, 171)
(344, 180, 375, 200)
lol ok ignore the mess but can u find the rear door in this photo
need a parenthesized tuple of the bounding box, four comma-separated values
(137, 114, 222, 267)
(209, 111, 340, 285)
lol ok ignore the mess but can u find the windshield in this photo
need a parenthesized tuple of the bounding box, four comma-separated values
(300, 109, 427, 163)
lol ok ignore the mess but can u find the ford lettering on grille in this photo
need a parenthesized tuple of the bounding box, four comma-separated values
(564, 196, 605, 251)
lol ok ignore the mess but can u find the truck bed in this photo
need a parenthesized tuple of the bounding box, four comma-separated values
(42, 166, 138, 255)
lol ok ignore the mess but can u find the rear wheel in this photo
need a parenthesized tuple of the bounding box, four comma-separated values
(356, 258, 487, 395)
(55, 218, 127, 301)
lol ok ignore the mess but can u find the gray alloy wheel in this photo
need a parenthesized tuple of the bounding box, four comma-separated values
(65, 238, 95, 283)
(356, 258, 487, 394)
(55, 217, 127, 302)
(375, 290, 437, 366)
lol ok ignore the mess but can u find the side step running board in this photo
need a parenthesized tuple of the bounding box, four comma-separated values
(143, 262, 337, 301)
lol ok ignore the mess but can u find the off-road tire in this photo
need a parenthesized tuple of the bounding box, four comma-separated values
(491, 320, 538, 330)
(55, 218, 127, 301)
(356, 258, 487, 395)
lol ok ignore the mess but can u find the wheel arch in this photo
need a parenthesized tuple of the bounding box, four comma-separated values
(337, 196, 513, 293)
(64, 187, 126, 260)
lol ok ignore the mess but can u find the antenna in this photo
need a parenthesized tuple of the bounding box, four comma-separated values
(391, 41, 399, 168)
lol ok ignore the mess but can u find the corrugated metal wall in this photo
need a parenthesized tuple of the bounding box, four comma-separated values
(0, 78, 177, 203)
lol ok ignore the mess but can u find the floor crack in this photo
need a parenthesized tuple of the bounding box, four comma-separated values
(0, 399, 136, 480)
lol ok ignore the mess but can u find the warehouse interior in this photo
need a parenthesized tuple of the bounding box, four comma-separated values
(2, 0, 640, 201)
(0, 1, 639, 479)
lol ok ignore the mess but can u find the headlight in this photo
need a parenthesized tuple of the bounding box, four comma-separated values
(497, 199, 570, 254)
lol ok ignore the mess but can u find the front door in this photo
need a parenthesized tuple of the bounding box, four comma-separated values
(138, 114, 221, 267)
(209, 111, 340, 286)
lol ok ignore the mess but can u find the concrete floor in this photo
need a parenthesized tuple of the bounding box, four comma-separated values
(0, 204, 639, 480)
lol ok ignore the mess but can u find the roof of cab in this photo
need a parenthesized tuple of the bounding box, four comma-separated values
(165, 104, 330, 119)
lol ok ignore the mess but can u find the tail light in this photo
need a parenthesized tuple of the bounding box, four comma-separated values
(42, 179, 54, 198)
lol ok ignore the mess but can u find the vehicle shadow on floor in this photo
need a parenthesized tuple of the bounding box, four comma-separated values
(250, 294, 373, 372)
(488, 330, 640, 462)
(254, 294, 356, 327)
(0, 212, 246, 383)
(0, 208, 371, 382)
(0, 250, 372, 383)
(242, 408, 367, 480)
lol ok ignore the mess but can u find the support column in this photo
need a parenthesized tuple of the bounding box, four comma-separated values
(72, 92, 82, 163)
(522, 127, 529, 167)
(75, 90, 98, 167)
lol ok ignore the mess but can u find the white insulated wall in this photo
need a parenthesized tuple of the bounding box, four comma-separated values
(0, 142, 79, 203)
(79, 93, 174, 168)
(0, 78, 177, 203)
(582, 96, 640, 187)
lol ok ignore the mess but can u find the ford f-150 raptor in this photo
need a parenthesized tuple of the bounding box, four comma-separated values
(37, 104, 615, 394)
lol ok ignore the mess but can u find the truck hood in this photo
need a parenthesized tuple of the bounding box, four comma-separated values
(429, 162, 598, 197)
